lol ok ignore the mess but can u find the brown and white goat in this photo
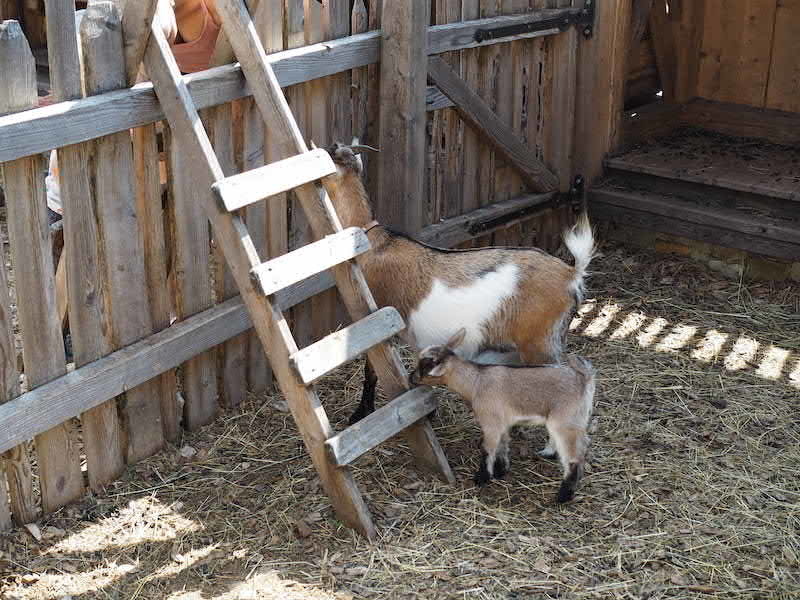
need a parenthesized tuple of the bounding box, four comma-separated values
(410, 329, 595, 503)
(323, 142, 596, 423)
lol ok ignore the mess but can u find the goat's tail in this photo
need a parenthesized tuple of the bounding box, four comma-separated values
(563, 211, 596, 302)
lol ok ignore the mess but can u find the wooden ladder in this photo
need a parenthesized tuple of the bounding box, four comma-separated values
(141, 0, 453, 539)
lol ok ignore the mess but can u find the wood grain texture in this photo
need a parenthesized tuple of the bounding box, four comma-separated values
(766, 0, 800, 112)
(120, 0, 158, 84)
(0, 19, 38, 527)
(82, 2, 165, 464)
(682, 98, 800, 146)
(671, 0, 704, 103)
(212, 149, 336, 211)
(648, 0, 675, 101)
(208, 103, 248, 410)
(132, 123, 180, 438)
(167, 122, 219, 430)
(573, 0, 632, 183)
(428, 56, 559, 193)
(377, 0, 428, 233)
(252, 228, 371, 296)
(325, 386, 437, 466)
(14, 11, 86, 513)
(290, 307, 405, 384)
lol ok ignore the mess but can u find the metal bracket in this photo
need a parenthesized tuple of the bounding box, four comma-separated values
(474, 0, 595, 43)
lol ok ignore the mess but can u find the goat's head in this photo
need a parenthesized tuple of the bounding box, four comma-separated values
(326, 138, 380, 177)
(410, 329, 466, 385)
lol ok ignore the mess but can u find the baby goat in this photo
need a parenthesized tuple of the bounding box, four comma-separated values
(410, 329, 596, 503)
(323, 142, 596, 424)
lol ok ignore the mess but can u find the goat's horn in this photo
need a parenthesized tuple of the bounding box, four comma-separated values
(348, 144, 380, 153)
(309, 139, 318, 149)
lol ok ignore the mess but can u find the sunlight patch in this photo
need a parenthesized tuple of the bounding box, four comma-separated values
(756, 345, 791, 380)
(724, 336, 759, 371)
(570, 301, 597, 331)
(582, 303, 621, 338)
(691, 329, 729, 363)
(655, 325, 698, 353)
(637, 317, 668, 348)
(609, 311, 647, 340)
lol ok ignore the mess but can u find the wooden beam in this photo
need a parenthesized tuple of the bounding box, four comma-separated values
(377, 0, 428, 233)
(591, 187, 800, 262)
(211, 148, 336, 212)
(681, 98, 800, 146)
(325, 386, 438, 467)
(251, 228, 371, 297)
(0, 191, 557, 456)
(290, 307, 405, 385)
(427, 56, 559, 193)
(120, 0, 158, 85)
(0, 12, 580, 164)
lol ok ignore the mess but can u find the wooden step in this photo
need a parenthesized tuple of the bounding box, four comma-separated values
(251, 227, 370, 296)
(211, 148, 337, 212)
(590, 185, 800, 261)
(290, 307, 405, 384)
(325, 386, 438, 467)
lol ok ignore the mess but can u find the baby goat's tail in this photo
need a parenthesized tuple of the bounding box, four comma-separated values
(563, 212, 596, 303)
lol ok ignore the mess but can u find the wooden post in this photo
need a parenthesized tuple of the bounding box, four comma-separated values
(0, 244, 18, 530)
(6, 15, 85, 517)
(377, 0, 428, 234)
(82, 1, 166, 463)
(573, 0, 632, 184)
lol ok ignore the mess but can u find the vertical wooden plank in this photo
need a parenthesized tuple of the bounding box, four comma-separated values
(0, 246, 17, 530)
(132, 124, 180, 438)
(717, 0, 777, 107)
(460, 0, 481, 225)
(81, 2, 166, 464)
(672, 0, 705, 103)
(166, 128, 218, 429)
(364, 0, 382, 199)
(351, 0, 369, 141)
(206, 104, 248, 410)
(696, 0, 723, 101)
(286, 0, 314, 347)
(475, 0, 499, 247)
(0, 19, 39, 528)
(378, 0, 428, 234)
(37, 0, 89, 510)
(573, 0, 632, 184)
(648, 0, 676, 101)
(545, 0, 577, 194)
(765, 0, 800, 112)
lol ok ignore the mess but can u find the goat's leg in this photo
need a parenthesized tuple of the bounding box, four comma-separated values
(493, 432, 511, 479)
(537, 436, 558, 460)
(546, 422, 588, 503)
(348, 360, 378, 424)
(474, 429, 504, 486)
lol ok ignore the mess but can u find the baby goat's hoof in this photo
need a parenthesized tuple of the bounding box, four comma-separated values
(556, 482, 575, 504)
(493, 457, 508, 479)
(473, 469, 492, 487)
(347, 407, 368, 425)
(537, 447, 558, 460)
(556, 463, 582, 504)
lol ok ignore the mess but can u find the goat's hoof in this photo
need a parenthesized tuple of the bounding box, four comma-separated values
(556, 480, 578, 504)
(347, 408, 367, 425)
(493, 458, 508, 480)
(473, 471, 492, 487)
(537, 448, 558, 460)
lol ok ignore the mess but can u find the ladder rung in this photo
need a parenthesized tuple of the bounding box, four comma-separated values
(211, 148, 337, 212)
(290, 307, 405, 384)
(325, 386, 438, 466)
(252, 227, 370, 296)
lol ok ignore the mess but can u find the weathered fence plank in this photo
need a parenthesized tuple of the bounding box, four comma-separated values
(166, 123, 219, 429)
(82, 2, 165, 463)
(378, 0, 428, 233)
(0, 19, 39, 527)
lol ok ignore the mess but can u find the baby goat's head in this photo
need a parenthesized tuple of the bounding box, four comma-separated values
(410, 329, 466, 386)
(327, 141, 363, 177)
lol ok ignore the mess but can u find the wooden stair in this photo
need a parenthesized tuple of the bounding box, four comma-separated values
(141, 0, 453, 540)
(591, 128, 800, 262)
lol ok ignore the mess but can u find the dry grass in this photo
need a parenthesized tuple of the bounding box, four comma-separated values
(1, 240, 798, 599)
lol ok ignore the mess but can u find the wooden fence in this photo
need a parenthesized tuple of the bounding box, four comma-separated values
(0, 0, 629, 529)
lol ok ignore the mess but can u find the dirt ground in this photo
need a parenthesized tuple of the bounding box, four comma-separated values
(1, 239, 798, 600)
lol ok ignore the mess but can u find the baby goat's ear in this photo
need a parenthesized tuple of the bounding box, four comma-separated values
(446, 328, 467, 350)
(427, 361, 448, 377)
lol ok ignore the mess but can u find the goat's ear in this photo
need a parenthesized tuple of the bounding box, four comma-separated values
(427, 362, 448, 377)
(446, 328, 467, 350)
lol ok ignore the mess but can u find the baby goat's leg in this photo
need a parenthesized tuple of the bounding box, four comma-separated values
(474, 428, 505, 486)
(537, 436, 558, 460)
(493, 432, 511, 479)
(547, 422, 588, 503)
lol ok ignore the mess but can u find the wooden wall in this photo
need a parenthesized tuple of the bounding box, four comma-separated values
(696, 0, 800, 113)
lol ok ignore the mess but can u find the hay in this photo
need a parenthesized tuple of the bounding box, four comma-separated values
(1, 240, 798, 599)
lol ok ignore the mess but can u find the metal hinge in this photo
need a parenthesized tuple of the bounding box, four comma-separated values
(474, 0, 596, 43)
